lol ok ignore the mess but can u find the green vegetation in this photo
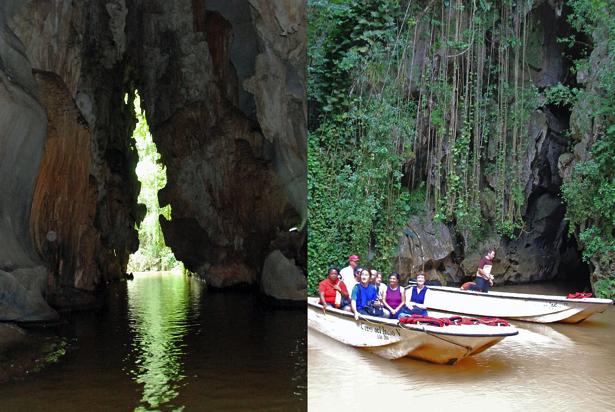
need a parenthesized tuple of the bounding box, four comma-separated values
(308, 1, 415, 293)
(560, 0, 615, 298)
(308, 0, 539, 294)
(127, 93, 181, 273)
(544, 83, 580, 108)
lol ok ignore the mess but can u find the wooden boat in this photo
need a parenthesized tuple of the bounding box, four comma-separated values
(307, 297, 518, 365)
(415, 284, 614, 324)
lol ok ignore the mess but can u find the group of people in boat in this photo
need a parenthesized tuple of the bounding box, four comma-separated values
(318, 255, 430, 320)
(318, 248, 498, 320)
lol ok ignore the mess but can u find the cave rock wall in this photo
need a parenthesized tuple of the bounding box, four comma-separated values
(396, 1, 588, 285)
(0, 0, 307, 319)
(560, 7, 615, 289)
(129, 0, 306, 288)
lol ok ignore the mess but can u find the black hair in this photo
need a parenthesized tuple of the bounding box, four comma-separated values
(388, 272, 400, 281)
(327, 266, 339, 275)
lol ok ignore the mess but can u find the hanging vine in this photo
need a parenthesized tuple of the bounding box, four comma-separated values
(408, 0, 538, 240)
(308, 0, 540, 293)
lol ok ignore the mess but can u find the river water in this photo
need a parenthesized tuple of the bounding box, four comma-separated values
(308, 283, 615, 412)
(0, 272, 306, 411)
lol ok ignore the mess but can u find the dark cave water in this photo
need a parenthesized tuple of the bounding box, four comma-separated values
(0, 272, 306, 411)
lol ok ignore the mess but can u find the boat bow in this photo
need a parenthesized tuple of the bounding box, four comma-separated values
(307, 297, 518, 364)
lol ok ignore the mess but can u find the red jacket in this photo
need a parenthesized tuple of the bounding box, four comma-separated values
(319, 279, 349, 306)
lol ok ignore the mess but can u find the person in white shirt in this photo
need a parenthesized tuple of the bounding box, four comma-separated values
(340, 255, 360, 293)
(375, 271, 387, 298)
(370, 269, 389, 316)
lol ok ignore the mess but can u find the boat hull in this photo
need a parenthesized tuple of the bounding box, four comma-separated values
(307, 298, 517, 364)
(421, 285, 613, 323)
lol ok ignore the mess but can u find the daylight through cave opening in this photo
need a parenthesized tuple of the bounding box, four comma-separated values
(127, 91, 181, 273)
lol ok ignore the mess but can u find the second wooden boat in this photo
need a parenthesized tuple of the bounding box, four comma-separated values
(414, 284, 613, 323)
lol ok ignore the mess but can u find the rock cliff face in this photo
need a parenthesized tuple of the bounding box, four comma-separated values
(560, 7, 615, 288)
(1, 0, 306, 320)
(0, 1, 57, 321)
(394, 1, 590, 286)
(130, 0, 306, 288)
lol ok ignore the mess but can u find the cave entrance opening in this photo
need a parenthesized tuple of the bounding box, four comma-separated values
(127, 91, 182, 274)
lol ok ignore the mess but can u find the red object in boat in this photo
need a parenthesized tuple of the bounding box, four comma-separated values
(399, 315, 446, 327)
(478, 317, 511, 326)
(399, 314, 510, 327)
(567, 292, 593, 299)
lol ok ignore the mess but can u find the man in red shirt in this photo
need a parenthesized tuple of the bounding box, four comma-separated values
(319, 267, 350, 311)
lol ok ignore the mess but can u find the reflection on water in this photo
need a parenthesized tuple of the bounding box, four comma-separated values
(309, 283, 615, 412)
(127, 272, 190, 409)
(0, 272, 306, 411)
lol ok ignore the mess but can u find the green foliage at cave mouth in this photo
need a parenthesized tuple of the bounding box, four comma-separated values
(308, 0, 540, 294)
(560, 0, 615, 298)
(127, 92, 182, 273)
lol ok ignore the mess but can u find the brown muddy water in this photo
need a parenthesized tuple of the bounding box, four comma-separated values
(0, 272, 306, 411)
(308, 283, 615, 412)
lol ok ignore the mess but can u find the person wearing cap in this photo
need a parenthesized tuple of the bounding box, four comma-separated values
(340, 255, 360, 294)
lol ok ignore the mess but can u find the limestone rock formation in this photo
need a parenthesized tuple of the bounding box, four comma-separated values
(396, 1, 587, 286)
(131, 0, 306, 292)
(0, 1, 57, 321)
(472, 110, 581, 285)
(244, 0, 308, 221)
(30, 71, 101, 294)
(460, 190, 573, 285)
(0, 0, 307, 318)
(561, 10, 615, 290)
(394, 216, 461, 285)
(261, 250, 306, 302)
(6, 0, 142, 310)
(526, 1, 567, 88)
(0, 268, 58, 322)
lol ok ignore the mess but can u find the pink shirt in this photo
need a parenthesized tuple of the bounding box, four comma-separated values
(385, 286, 403, 308)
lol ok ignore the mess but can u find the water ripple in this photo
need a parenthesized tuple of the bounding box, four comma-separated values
(126, 272, 191, 410)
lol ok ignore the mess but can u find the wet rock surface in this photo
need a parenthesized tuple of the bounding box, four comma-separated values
(0, 269, 58, 322)
(0, 323, 66, 384)
(261, 250, 306, 302)
(0, 2, 47, 275)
